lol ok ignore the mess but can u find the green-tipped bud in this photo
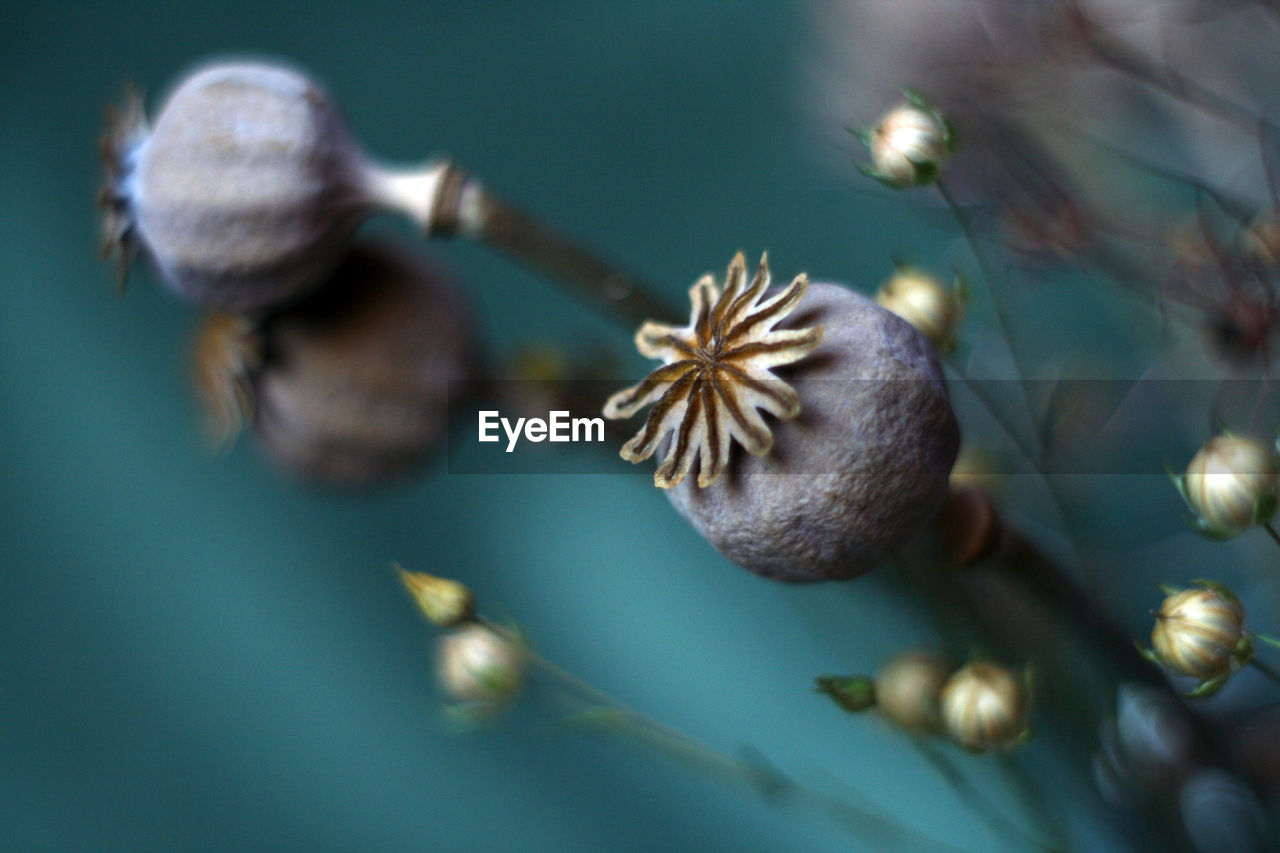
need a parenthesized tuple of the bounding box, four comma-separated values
(1151, 582, 1248, 683)
(875, 650, 952, 733)
(1180, 434, 1279, 538)
(860, 97, 954, 189)
(436, 622, 526, 708)
(815, 675, 876, 713)
(398, 565, 475, 627)
(874, 266, 965, 351)
(940, 661, 1030, 752)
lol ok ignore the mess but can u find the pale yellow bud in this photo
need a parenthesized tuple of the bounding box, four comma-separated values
(869, 102, 952, 187)
(940, 661, 1029, 752)
(875, 651, 952, 732)
(436, 623, 526, 706)
(875, 267, 964, 350)
(1152, 587, 1245, 681)
(397, 567, 474, 627)
(1183, 435, 1279, 537)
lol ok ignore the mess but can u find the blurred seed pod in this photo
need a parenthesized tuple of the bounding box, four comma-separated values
(1151, 584, 1247, 684)
(1178, 768, 1267, 853)
(874, 650, 952, 733)
(1178, 435, 1279, 538)
(105, 61, 371, 311)
(1093, 683, 1195, 807)
(195, 240, 475, 485)
(436, 622, 526, 708)
(939, 661, 1030, 752)
(874, 266, 965, 351)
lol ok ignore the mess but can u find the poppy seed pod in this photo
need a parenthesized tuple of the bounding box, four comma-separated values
(1180, 434, 1279, 538)
(436, 623, 526, 707)
(874, 650, 952, 733)
(874, 266, 964, 351)
(108, 61, 378, 311)
(195, 241, 474, 485)
(104, 58, 661, 324)
(664, 283, 959, 582)
(1152, 586, 1246, 682)
(863, 97, 954, 188)
(940, 661, 1029, 752)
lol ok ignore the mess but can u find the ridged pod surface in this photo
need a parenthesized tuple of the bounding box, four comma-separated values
(665, 283, 959, 582)
(133, 62, 367, 311)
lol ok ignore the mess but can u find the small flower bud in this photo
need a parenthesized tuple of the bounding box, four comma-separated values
(1152, 584, 1246, 682)
(940, 661, 1029, 752)
(397, 566, 474, 627)
(436, 623, 526, 707)
(874, 266, 964, 351)
(1180, 434, 1279, 538)
(863, 97, 954, 188)
(874, 650, 951, 732)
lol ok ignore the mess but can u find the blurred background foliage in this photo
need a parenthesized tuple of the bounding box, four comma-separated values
(3, 1, 1279, 850)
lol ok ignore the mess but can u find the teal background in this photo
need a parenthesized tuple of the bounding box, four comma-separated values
(0, 2, 1203, 850)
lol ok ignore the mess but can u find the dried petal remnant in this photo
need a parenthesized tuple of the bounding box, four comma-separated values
(603, 253, 823, 489)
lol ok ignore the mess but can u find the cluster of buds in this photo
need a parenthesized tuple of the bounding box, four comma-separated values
(874, 264, 966, 352)
(856, 93, 955, 189)
(1173, 433, 1280, 539)
(397, 565, 527, 716)
(817, 651, 1030, 752)
(1141, 581, 1252, 698)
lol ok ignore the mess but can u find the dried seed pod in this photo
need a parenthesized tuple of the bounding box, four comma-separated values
(874, 266, 964, 351)
(665, 282, 959, 582)
(436, 623, 526, 707)
(1179, 434, 1279, 538)
(103, 58, 660, 323)
(1152, 585, 1246, 682)
(196, 240, 474, 485)
(874, 650, 952, 733)
(107, 61, 375, 311)
(940, 661, 1029, 752)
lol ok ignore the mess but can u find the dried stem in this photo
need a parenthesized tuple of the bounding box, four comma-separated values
(912, 738, 1064, 853)
(1263, 521, 1280, 550)
(1247, 654, 1280, 687)
(474, 619, 971, 852)
(428, 162, 676, 329)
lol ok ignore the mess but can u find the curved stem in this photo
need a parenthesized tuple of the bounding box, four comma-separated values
(1078, 11, 1275, 136)
(1247, 655, 1280, 687)
(477, 618, 973, 853)
(913, 738, 1064, 853)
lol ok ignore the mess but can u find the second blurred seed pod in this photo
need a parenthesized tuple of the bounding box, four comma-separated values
(196, 240, 474, 485)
